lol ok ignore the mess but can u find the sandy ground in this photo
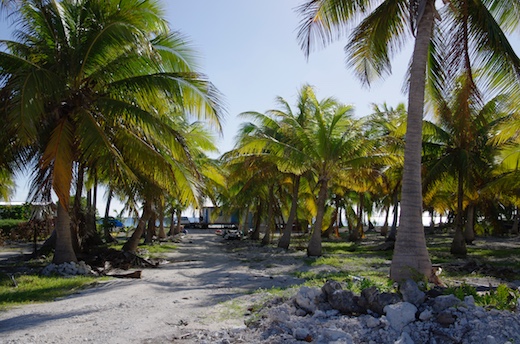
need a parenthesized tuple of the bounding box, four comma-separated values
(0, 230, 306, 344)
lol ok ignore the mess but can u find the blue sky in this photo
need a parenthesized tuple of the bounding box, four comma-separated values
(6, 1, 492, 214)
(165, 0, 411, 153)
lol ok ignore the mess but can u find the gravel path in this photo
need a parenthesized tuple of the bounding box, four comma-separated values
(0, 230, 304, 343)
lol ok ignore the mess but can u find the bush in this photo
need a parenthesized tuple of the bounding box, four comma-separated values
(0, 204, 31, 220)
(446, 283, 520, 311)
(0, 219, 25, 238)
(0, 219, 53, 242)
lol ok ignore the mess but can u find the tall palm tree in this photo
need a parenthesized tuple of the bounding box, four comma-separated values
(297, 0, 520, 281)
(296, 95, 363, 256)
(0, 0, 223, 263)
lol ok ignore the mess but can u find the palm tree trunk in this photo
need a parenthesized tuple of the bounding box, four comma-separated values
(168, 209, 175, 236)
(251, 202, 263, 240)
(307, 178, 328, 256)
(123, 201, 152, 253)
(262, 185, 275, 246)
(390, 0, 435, 281)
(103, 188, 114, 242)
(386, 193, 399, 242)
(175, 210, 182, 235)
(381, 203, 390, 237)
(464, 203, 476, 244)
(84, 187, 103, 247)
(428, 208, 435, 234)
(451, 169, 467, 256)
(71, 165, 83, 253)
(145, 210, 156, 245)
(278, 174, 300, 249)
(53, 201, 78, 264)
(349, 193, 364, 241)
(241, 207, 250, 236)
(157, 201, 166, 239)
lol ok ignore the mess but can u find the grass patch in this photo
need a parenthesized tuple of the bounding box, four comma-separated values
(468, 248, 519, 258)
(107, 242, 178, 258)
(294, 269, 394, 293)
(0, 273, 100, 310)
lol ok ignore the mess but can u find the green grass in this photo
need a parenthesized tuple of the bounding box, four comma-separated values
(0, 273, 100, 310)
(107, 242, 178, 258)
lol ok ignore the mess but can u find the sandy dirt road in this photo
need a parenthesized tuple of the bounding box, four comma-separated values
(0, 230, 305, 343)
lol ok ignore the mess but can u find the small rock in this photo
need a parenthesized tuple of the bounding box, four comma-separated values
(436, 311, 457, 326)
(328, 289, 364, 314)
(394, 332, 414, 344)
(400, 279, 425, 306)
(464, 295, 475, 308)
(419, 309, 433, 321)
(293, 328, 310, 341)
(486, 335, 498, 344)
(432, 294, 461, 313)
(384, 302, 417, 331)
(322, 280, 343, 298)
(294, 287, 322, 314)
(365, 316, 380, 328)
(295, 308, 307, 317)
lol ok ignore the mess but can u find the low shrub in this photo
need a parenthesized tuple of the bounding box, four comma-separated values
(446, 283, 520, 311)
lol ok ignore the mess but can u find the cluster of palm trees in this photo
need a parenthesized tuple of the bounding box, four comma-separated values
(295, 0, 520, 281)
(223, 80, 519, 259)
(0, 0, 224, 263)
(0, 0, 519, 284)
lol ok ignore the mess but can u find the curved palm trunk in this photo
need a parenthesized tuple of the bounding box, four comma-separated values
(390, 0, 435, 281)
(451, 169, 467, 255)
(307, 178, 328, 256)
(123, 201, 152, 253)
(53, 201, 78, 264)
(278, 174, 300, 249)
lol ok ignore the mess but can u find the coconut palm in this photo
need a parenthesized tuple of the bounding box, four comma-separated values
(295, 96, 363, 256)
(0, 0, 223, 263)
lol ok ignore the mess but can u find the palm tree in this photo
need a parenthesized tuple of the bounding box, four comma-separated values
(0, 0, 223, 263)
(295, 95, 363, 256)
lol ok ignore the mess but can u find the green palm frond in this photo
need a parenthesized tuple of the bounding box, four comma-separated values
(346, 0, 410, 85)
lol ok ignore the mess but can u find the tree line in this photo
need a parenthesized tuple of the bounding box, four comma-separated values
(0, 0, 519, 283)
